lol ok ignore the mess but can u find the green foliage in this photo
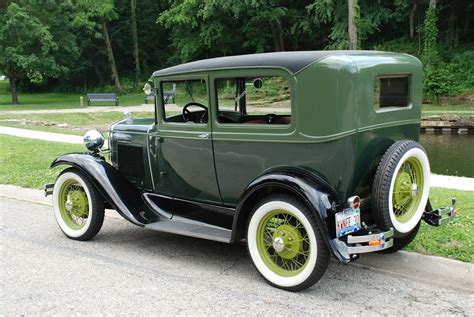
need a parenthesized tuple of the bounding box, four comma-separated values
(421, 7, 440, 65)
(0, 0, 473, 101)
(0, 3, 66, 81)
(373, 37, 420, 55)
(423, 50, 474, 97)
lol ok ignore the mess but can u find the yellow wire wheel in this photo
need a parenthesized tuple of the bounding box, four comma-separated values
(247, 194, 330, 291)
(52, 168, 105, 241)
(372, 141, 430, 238)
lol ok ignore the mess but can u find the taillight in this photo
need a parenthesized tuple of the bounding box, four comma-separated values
(347, 196, 360, 210)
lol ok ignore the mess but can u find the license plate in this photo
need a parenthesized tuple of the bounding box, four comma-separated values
(336, 208, 361, 237)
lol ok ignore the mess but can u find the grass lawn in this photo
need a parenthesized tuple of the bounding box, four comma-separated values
(421, 103, 474, 113)
(0, 81, 145, 111)
(0, 111, 155, 135)
(0, 132, 472, 262)
(405, 187, 473, 262)
(0, 135, 83, 188)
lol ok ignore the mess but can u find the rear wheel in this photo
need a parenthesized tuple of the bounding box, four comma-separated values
(53, 168, 105, 240)
(372, 140, 430, 237)
(247, 194, 330, 291)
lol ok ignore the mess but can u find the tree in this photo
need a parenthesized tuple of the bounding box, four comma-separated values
(409, 0, 419, 40)
(0, 3, 63, 104)
(130, 0, 141, 82)
(348, 0, 358, 49)
(75, 0, 122, 93)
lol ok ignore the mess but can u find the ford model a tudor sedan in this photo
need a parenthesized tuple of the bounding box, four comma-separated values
(45, 51, 456, 291)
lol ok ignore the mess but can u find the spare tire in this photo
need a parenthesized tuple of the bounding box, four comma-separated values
(372, 140, 430, 237)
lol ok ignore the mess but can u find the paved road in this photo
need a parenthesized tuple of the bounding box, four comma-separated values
(1, 198, 473, 315)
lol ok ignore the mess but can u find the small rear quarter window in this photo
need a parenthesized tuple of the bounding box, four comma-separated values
(374, 75, 410, 110)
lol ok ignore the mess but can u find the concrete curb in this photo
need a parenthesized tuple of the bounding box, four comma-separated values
(1, 184, 472, 293)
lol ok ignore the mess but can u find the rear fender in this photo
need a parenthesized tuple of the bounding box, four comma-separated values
(51, 153, 156, 226)
(232, 169, 352, 263)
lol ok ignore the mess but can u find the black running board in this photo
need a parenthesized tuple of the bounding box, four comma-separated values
(144, 216, 232, 243)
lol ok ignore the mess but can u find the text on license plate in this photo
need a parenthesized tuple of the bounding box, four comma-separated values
(336, 208, 361, 237)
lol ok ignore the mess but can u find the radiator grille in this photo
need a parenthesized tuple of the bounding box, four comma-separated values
(117, 144, 145, 180)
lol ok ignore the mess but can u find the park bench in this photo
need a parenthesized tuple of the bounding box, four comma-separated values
(87, 93, 119, 106)
(144, 84, 176, 104)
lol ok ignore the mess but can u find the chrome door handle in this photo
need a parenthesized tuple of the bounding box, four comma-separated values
(198, 133, 210, 139)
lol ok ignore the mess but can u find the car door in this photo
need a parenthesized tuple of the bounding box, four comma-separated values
(151, 75, 221, 205)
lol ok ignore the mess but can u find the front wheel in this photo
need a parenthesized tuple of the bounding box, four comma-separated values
(53, 168, 105, 241)
(247, 194, 330, 291)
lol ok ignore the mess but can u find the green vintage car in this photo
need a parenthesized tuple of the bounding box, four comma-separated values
(45, 51, 456, 291)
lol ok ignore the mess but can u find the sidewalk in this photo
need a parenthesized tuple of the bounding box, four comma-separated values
(2, 104, 155, 114)
(0, 183, 472, 293)
(0, 126, 109, 147)
(1, 125, 473, 190)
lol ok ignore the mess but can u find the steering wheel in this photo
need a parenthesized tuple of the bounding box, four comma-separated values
(182, 102, 208, 123)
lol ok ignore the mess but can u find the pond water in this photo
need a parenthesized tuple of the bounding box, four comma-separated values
(419, 133, 474, 177)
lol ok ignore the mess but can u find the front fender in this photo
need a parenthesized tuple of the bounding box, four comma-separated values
(51, 153, 154, 226)
(232, 169, 352, 263)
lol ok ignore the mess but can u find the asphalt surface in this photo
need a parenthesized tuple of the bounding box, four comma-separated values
(1, 197, 473, 315)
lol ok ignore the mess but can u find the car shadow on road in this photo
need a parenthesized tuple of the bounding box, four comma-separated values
(87, 219, 409, 295)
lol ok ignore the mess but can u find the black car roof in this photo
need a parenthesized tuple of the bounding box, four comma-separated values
(152, 50, 384, 77)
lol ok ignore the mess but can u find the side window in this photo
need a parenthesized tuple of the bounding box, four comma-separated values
(374, 75, 410, 110)
(216, 76, 291, 125)
(161, 79, 208, 123)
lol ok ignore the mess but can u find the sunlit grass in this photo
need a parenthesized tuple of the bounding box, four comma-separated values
(0, 135, 83, 189)
(405, 187, 474, 262)
(0, 81, 146, 111)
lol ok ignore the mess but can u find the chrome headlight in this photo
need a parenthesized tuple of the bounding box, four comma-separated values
(83, 130, 105, 152)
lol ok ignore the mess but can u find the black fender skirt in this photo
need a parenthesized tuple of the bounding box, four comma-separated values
(51, 153, 154, 226)
(233, 169, 352, 263)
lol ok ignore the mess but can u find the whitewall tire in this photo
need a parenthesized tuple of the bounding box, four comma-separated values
(247, 194, 330, 291)
(53, 168, 105, 240)
(373, 141, 430, 237)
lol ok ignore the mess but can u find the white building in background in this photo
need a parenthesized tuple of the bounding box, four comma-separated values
(0, 75, 7, 81)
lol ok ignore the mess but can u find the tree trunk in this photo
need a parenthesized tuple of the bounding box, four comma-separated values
(429, 0, 436, 9)
(447, 2, 457, 51)
(131, 0, 141, 82)
(8, 66, 18, 105)
(270, 22, 281, 51)
(101, 18, 122, 93)
(277, 21, 285, 51)
(409, 0, 418, 39)
(348, 0, 358, 50)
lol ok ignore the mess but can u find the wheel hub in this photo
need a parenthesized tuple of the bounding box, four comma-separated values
(65, 199, 73, 212)
(272, 224, 302, 259)
(65, 191, 88, 218)
(411, 183, 418, 198)
(272, 237, 285, 252)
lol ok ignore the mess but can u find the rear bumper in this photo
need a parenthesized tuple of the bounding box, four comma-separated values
(333, 228, 394, 259)
(333, 198, 457, 261)
(345, 228, 394, 254)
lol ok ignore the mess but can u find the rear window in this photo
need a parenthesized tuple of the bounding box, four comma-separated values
(374, 75, 410, 110)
